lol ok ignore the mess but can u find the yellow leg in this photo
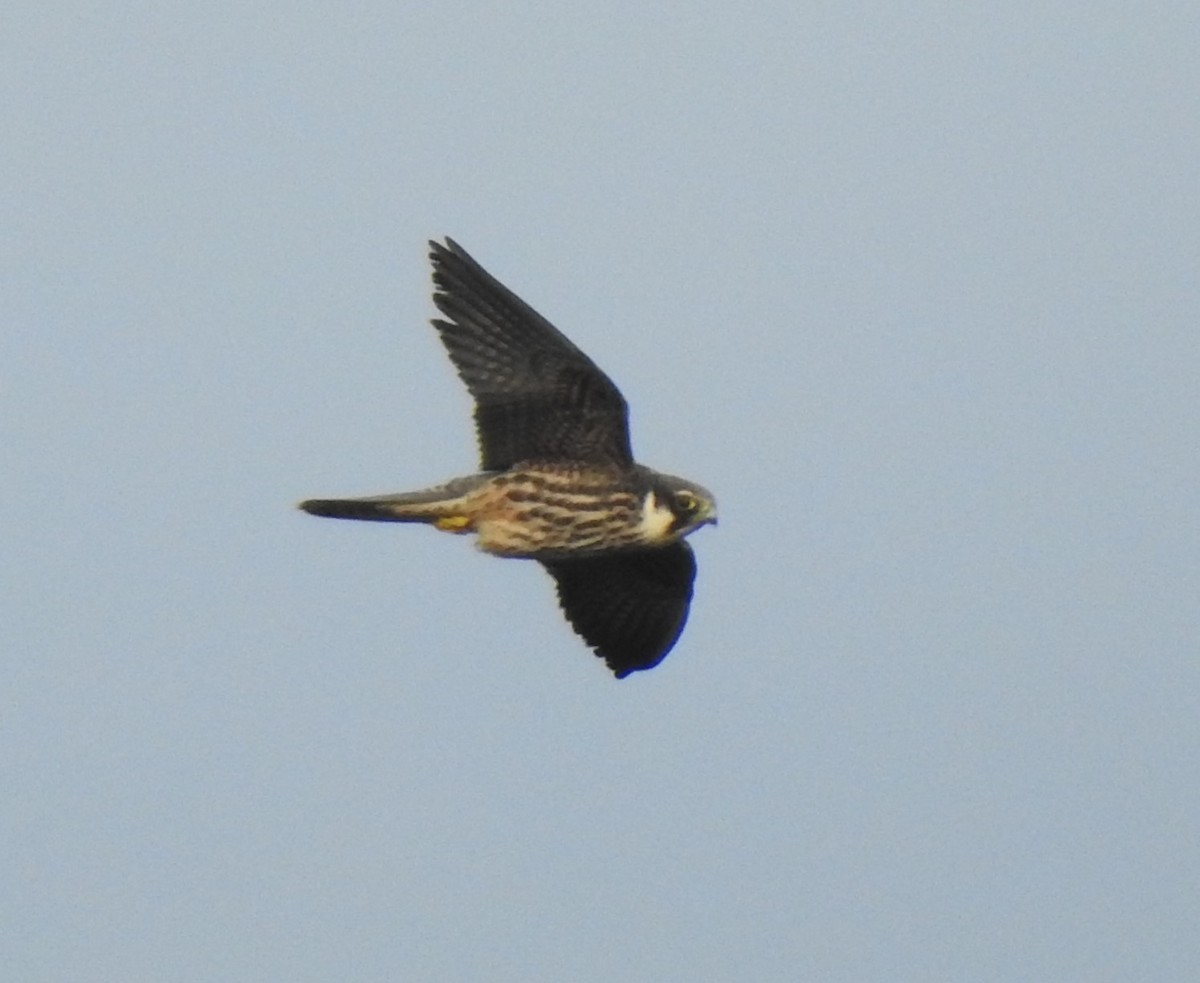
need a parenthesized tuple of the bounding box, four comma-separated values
(435, 515, 473, 533)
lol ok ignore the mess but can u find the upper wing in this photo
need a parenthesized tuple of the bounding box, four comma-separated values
(541, 542, 697, 678)
(429, 238, 633, 471)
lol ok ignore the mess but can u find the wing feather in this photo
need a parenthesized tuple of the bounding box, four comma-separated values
(429, 239, 633, 470)
(541, 542, 696, 677)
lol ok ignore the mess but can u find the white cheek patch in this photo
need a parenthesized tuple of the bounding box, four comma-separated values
(639, 491, 677, 541)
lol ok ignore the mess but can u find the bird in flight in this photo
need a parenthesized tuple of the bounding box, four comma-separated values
(300, 239, 717, 678)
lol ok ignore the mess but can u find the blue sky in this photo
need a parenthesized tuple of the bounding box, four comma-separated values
(4, 3, 1198, 980)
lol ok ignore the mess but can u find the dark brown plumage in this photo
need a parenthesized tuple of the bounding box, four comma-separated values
(300, 238, 716, 677)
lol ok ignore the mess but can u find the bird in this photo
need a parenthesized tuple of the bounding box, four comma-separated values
(299, 238, 717, 678)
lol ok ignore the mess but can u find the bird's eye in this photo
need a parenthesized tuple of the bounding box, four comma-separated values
(675, 490, 698, 514)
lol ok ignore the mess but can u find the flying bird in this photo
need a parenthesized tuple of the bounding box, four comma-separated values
(300, 239, 717, 677)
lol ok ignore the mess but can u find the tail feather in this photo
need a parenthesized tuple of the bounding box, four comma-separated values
(299, 495, 435, 523)
(298, 474, 494, 524)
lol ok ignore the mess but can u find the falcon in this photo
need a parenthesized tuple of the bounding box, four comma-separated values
(300, 238, 717, 677)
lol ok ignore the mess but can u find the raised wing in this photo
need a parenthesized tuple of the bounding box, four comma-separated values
(429, 238, 633, 471)
(541, 542, 696, 678)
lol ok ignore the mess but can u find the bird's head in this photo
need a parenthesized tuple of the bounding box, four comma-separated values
(639, 473, 718, 542)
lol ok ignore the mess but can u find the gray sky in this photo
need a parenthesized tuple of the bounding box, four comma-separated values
(4, 3, 1198, 980)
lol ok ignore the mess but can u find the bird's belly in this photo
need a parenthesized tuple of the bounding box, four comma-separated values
(470, 482, 647, 558)
(473, 513, 620, 557)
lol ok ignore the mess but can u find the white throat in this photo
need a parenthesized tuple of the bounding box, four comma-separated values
(638, 491, 676, 542)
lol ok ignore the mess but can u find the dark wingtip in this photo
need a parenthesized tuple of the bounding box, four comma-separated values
(605, 652, 669, 679)
(429, 236, 466, 263)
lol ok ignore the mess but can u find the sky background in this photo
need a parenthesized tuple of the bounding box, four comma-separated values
(4, 3, 1198, 981)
